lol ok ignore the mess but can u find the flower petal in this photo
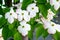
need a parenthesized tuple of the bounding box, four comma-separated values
(50, 0, 56, 6)
(0, 15, 3, 18)
(17, 26, 23, 33)
(12, 13, 17, 19)
(21, 29, 28, 36)
(24, 24, 31, 31)
(54, 2, 60, 10)
(41, 17, 51, 29)
(24, 14, 30, 22)
(20, 21, 26, 26)
(47, 27, 56, 34)
(54, 25, 60, 32)
(47, 9, 55, 21)
(18, 15, 23, 21)
(30, 12, 36, 18)
(8, 16, 14, 24)
(5, 12, 10, 19)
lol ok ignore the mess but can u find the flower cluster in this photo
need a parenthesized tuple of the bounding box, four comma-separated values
(40, 9, 60, 34)
(5, 3, 39, 36)
(4, 0, 60, 37)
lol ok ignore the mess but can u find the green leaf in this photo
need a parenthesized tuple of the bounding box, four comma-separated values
(14, 32, 22, 40)
(8, 20, 19, 30)
(5, 0, 12, 7)
(0, 7, 4, 15)
(8, 23, 14, 30)
(53, 32, 60, 40)
(3, 8, 10, 13)
(50, 6, 57, 14)
(42, 29, 48, 38)
(21, 0, 33, 10)
(36, 24, 44, 39)
(37, 3, 50, 18)
(2, 26, 13, 40)
(28, 30, 33, 40)
(36, 0, 46, 3)
(35, 13, 40, 19)
(0, 17, 7, 28)
(14, 0, 20, 4)
(0, 0, 2, 4)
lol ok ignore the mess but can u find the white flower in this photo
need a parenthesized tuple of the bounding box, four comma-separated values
(27, 3, 39, 18)
(0, 15, 3, 18)
(41, 17, 60, 34)
(47, 9, 55, 21)
(50, 0, 60, 10)
(5, 7, 17, 24)
(47, 22, 60, 34)
(17, 21, 31, 36)
(16, 9, 30, 22)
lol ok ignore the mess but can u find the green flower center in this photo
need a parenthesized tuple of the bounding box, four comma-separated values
(32, 7, 34, 10)
(10, 13, 12, 15)
(56, 0, 59, 2)
(28, 13, 30, 15)
(22, 26, 24, 28)
(51, 24, 54, 26)
(22, 13, 24, 15)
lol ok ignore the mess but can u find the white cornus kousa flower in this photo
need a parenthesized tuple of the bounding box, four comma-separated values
(47, 22, 60, 34)
(50, 0, 60, 10)
(16, 9, 30, 22)
(5, 7, 17, 24)
(47, 9, 55, 21)
(41, 17, 60, 34)
(17, 21, 31, 36)
(27, 3, 39, 18)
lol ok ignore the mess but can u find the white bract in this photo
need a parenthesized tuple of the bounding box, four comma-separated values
(0, 15, 3, 18)
(47, 9, 55, 21)
(20, 0, 23, 3)
(17, 21, 31, 36)
(5, 7, 17, 24)
(41, 17, 60, 34)
(27, 3, 39, 18)
(16, 9, 30, 22)
(50, 0, 60, 10)
(0, 28, 3, 36)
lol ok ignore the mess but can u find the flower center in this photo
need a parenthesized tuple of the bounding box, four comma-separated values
(51, 24, 54, 26)
(32, 7, 34, 10)
(22, 18, 24, 20)
(22, 26, 24, 28)
(10, 13, 12, 15)
(28, 13, 30, 15)
(22, 13, 24, 15)
(56, 0, 59, 2)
